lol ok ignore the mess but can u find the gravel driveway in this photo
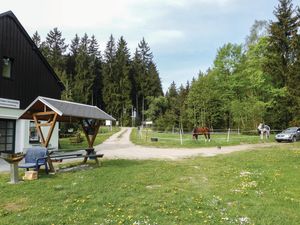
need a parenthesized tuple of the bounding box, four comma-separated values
(95, 127, 277, 160)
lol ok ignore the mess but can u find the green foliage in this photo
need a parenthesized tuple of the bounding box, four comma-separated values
(72, 34, 97, 104)
(115, 37, 132, 126)
(58, 126, 120, 151)
(44, 27, 68, 72)
(263, 0, 299, 127)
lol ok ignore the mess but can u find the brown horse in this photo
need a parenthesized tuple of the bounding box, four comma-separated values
(192, 127, 211, 142)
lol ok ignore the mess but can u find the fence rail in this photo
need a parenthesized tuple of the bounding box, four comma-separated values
(136, 127, 277, 145)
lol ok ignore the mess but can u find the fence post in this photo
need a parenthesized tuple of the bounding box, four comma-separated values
(139, 126, 142, 139)
(227, 128, 231, 142)
(179, 128, 183, 145)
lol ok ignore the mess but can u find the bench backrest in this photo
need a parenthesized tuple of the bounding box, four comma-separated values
(24, 147, 48, 163)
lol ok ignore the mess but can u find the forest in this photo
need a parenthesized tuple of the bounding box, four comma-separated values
(33, 0, 300, 131)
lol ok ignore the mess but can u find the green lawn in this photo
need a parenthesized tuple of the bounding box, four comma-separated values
(131, 128, 275, 148)
(1, 143, 299, 224)
(59, 126, 120, 151)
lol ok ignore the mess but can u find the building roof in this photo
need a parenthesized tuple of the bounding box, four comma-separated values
(19, 96, 115, 122)
(0, 11, 64, 91)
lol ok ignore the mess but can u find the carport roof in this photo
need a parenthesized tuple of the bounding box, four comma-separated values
(19, 96, 115, 122)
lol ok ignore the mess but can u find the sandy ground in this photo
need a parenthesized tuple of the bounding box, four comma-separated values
(0, 127, 277, 172)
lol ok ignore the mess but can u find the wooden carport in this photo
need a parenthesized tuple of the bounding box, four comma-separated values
(19, 96, 115, 172)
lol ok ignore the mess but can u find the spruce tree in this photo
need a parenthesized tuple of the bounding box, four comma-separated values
(129, 49, 143, 123)
(32, 31, 41, 48)
(45, 27, 68, 72)
(115, 37, 132, 126)
(264, 0, 298, 127)
(72, 35, 95, 104)
(102, 35, 118, 116)
(66, 34, 80, 80)
(288, 7, 300, 125)
(88, 35, 103, 108)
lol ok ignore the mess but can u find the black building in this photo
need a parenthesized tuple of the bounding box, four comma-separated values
(0, 11, 63, 153)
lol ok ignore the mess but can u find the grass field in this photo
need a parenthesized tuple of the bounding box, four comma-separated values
(1, 143, 299, 224)
(59, 126, 120, 151)
(131, 128, 275, 148)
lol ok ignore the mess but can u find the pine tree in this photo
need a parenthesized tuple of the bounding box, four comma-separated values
(102, 35, 118, 116)
(88, 35, 103, 108)
(266, 0, 298, 87)
(131, 38, 163, 123)
(66, 34, 80, 79)
(32, 31, 41, 48)
(70, 34, 80, 55)
(45, 27, 68, 72)
(72, 34, 95, 104)
(115, 36, 132, 126)
(288, 7, 300, 125)
(264, 0, 299, 127)
(164, 82, 179, 130)
(147, 62, 163, 97)
(129, 49, 143, 123)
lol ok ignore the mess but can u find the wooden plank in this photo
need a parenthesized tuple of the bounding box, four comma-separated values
(33, 114, 45, 145)
(33, 112, 58, 172)
(81, 121, 92, 148)
(37, 122, 53, 127)
(44, 113, 58, 147)
(90, 121, 101, 147)
(33, 111, 56, 116)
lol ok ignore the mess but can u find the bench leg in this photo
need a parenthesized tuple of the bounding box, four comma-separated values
(95, 157, 100, 165)
(45, 163, 49, 174)
(83, 156, 88, 164)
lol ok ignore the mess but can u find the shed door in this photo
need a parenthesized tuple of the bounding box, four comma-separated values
(0, 119, 16, 153)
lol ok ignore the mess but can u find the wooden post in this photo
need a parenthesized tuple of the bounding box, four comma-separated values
(32, 111, 58, 172)
(227, 128, 231, 142)
(81, 120, 101, 164)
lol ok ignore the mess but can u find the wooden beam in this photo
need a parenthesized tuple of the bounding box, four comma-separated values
(81, 120, 92, 148)
(44, 113, 58, 147)
(37, 122, 54, 127)
(90, 120, 101, 147)
(33, 111, 56, 116)
(32, 112, 58, 173)
(33, 114, 45, 145)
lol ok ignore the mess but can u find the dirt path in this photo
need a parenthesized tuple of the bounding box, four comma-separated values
(95, 127, 277, 160)
(0, 128, 277, 172)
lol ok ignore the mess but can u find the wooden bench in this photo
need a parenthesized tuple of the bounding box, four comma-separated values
(50, 152, 104, 165)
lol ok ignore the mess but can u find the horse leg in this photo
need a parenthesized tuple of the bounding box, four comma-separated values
(193, 134, 198, 141)
(204, 133, 207, 142)
(207, 132, 211, 142)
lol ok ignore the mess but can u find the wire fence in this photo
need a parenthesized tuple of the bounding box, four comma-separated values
(136, 126, 279, 145)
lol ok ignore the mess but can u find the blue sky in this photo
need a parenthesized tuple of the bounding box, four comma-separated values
(2, 0, 300, 92)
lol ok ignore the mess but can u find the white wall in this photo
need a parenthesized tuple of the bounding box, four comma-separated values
(1, 107, 59, 152)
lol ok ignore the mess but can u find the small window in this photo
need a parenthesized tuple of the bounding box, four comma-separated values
(0, 119, 15, 153)
(29, 121, 40, 143)
(2, 57, 13, 78)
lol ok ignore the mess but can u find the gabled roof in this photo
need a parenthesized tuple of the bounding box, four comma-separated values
(19, 96, 115, 122)
(0, 11, 64, 90)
